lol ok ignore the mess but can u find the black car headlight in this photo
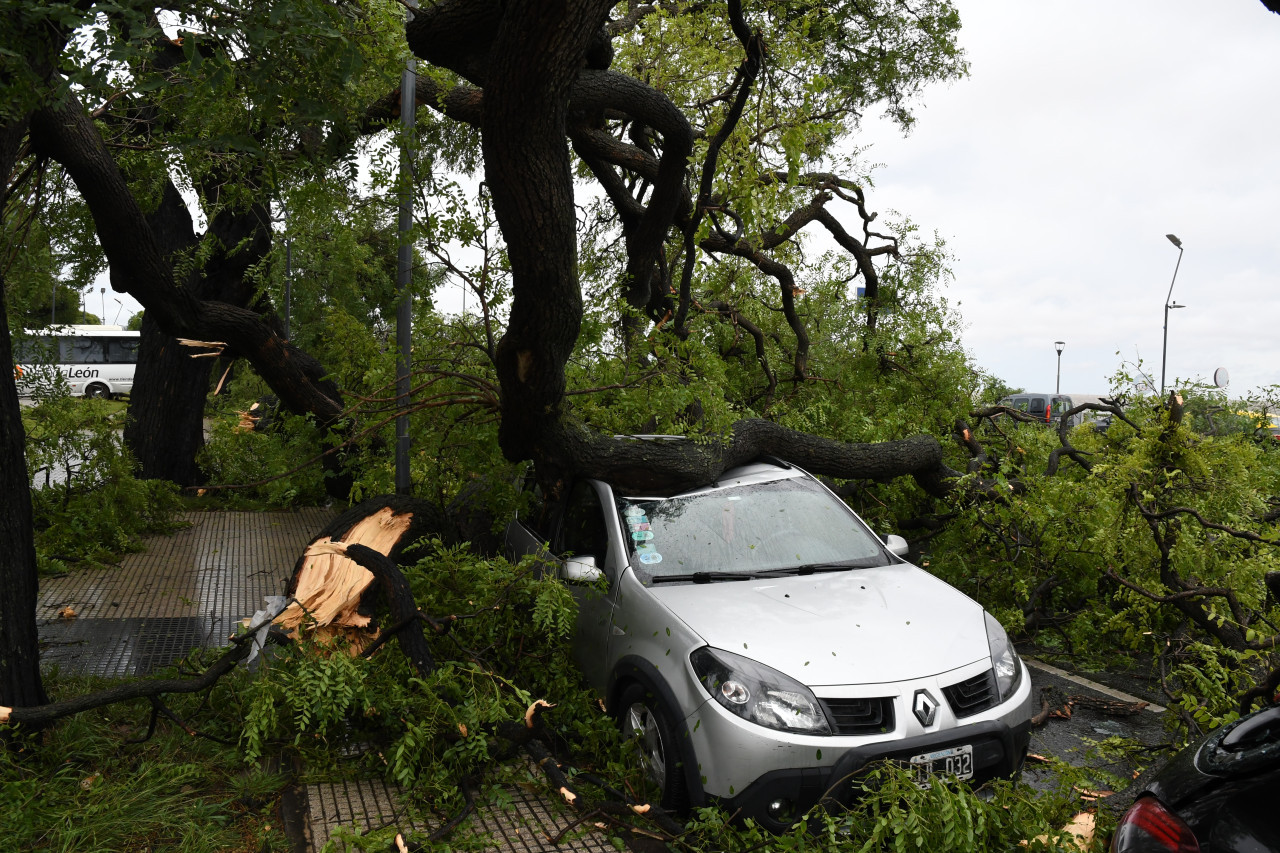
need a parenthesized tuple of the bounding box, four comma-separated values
(984, 611, 1023, 702)
(690, 646, 831, 734)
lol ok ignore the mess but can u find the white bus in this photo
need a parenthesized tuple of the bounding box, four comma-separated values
(13, 325, 140, 399)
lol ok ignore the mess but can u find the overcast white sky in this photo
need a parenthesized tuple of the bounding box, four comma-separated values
(853, 0, 1280, 398)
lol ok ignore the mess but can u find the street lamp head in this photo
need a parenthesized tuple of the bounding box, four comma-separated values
(1168, 301, 1186, 309)
(1166, 234, 1182, 249)
(1055, 340, 1065, 355)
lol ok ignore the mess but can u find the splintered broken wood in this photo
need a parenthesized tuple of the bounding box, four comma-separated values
(274, 507, 415, 652)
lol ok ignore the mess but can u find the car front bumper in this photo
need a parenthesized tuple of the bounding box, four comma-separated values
(683, 659, 1035, 831)
(718, 718, 1032, 831)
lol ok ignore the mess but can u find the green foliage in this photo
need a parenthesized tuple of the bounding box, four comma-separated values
(930, 384, 1280, 737)
(22, 378, 182, 571)
(0, 670, 288, 852)
(198, 381, 330, 508)
(238, 542, 619, 815)
(678, 763, 1098, 852)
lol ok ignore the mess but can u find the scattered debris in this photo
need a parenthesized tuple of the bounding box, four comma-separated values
(1030, 691, 1052, 727)
(1021, 811, 1096, 850)
(58, 606, 76, 620)
(1068, 695, 1149, 716)
(525, 699, 555, 728)
(1074, 787, 1114, 801)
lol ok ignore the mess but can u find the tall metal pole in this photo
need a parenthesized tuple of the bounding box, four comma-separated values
(395, 3, 418, 496)
(1054, 341, 1065, 395)
(1160, 234, 1184, 397)
(284, 238, 292, 339)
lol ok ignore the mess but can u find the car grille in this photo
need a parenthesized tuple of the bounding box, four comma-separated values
(820, 697, 895, 735)
(943, 669, 998, 718)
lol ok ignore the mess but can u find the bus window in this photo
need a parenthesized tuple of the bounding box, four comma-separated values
(106, 338, 140, 363)
(13, 337, 56, 363)
(62, 337, 106, 364)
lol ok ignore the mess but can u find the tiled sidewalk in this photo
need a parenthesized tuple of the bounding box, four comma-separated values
(38, 509, 330, 676)
(35, 509, 616, 852)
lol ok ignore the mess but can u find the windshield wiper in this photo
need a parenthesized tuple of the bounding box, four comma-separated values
(650, 571, 759, 584)
(770, 558, 887, 575)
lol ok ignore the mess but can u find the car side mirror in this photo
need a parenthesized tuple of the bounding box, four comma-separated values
(882, 534, 909, 558)
(562, 555, 603, 584)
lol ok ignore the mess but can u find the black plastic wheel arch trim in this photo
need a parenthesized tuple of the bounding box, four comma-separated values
(608, 655, 708, 807)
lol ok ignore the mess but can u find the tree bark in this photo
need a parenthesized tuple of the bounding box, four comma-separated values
(476, 0, 616, 463)
(0, 190, 49, 709)
(123, 178, 275, 486)
(406, 0, 966, 500)
(28, 91, 352, 498)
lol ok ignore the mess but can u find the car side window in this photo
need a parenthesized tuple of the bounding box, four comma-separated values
(558, 481, 610, 564)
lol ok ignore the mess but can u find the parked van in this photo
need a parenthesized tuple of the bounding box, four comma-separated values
(996, 393, 1106, 429)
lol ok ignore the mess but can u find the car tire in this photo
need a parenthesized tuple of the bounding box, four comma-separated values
(617, 682, 690, 813)
(84, 382, 111, 400)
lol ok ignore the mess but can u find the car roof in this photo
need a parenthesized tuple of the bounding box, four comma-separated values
(617, 459, 805, 502)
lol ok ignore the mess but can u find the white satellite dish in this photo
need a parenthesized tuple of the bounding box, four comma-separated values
(1213, 367, 1230, 389)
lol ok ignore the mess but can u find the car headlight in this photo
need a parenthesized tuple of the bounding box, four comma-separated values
(984, 611, 1023, 701)
(690, 646, 831, 734)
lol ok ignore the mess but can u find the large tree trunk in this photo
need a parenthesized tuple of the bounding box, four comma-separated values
(28, 92, 353, 499)
(123, 179, 273, 486)
(125, 314, 216, 485)
(408, 1, 965, 499)
(479, 0, 616, 463)
(0, 162, 49, 707)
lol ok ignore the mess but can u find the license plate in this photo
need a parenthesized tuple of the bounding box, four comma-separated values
(908, 744, 974, 784)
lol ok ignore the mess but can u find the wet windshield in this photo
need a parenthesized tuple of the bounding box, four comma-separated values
(619, 476, 890, 583)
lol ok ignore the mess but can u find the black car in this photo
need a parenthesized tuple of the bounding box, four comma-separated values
(1110, 703, 1280, 852)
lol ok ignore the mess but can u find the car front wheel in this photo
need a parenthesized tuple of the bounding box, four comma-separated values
(617, 682, 689, 813)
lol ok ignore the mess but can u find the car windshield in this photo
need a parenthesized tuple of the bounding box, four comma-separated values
(619, 475, 890, 583)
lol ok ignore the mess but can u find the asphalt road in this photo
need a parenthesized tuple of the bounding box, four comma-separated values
(1020, 658, 1172, 805)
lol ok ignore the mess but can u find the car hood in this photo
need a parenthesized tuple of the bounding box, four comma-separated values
(645, 564, 990, 686)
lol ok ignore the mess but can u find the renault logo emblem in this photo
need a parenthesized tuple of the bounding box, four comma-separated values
(913, 689, 939, 727)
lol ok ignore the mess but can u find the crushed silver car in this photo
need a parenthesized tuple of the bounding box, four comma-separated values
(506, 457, 1033, 830)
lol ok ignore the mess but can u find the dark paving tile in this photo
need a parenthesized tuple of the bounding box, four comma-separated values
(39, 616, 208, 677)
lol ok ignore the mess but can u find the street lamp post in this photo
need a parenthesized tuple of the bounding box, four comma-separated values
(394, 0, 419, 497)
(1054, 341, 1065, 395)
(1160, 234, 1184, 397)
(99, 287, 106, 325)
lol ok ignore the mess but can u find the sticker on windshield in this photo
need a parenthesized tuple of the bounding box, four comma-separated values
(631, 530, 654, 541)
(623, 505, 645, 516)
(639, 552, 663, 564)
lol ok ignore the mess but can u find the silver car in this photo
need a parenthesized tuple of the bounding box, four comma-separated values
(505, 457, 1034, 829)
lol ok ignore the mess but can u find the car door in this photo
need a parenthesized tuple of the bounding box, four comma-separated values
(554, 480, 621, 690)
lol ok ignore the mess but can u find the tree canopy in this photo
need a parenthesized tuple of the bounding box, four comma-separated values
(5, 0, 1278, 756)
